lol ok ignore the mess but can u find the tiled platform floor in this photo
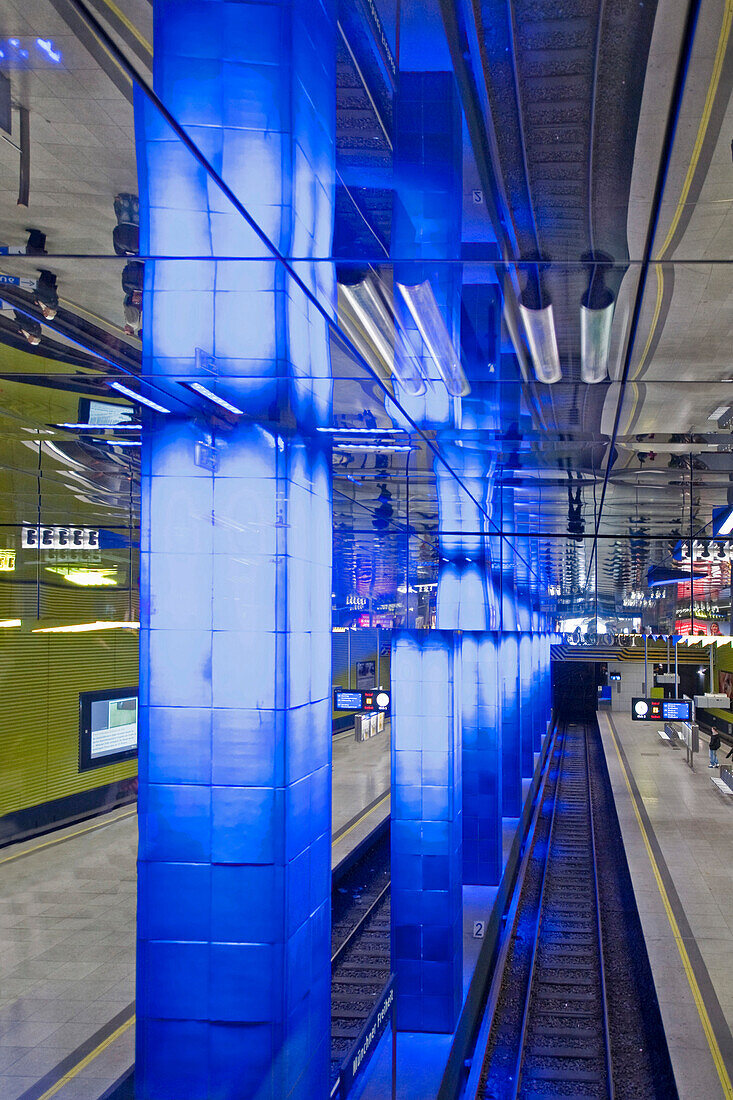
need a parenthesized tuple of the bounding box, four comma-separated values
(0, 724, 391, 1100)
(598, 710, 733, 1100)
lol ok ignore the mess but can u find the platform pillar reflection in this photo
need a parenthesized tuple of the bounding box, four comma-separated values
(135, 2, 335, 1097)
(391, 631, 463, 1032)
(462, 633, 502, 884)
(500, 633, 522, 816)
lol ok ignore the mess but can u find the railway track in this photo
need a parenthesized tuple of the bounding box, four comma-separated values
(330, 829, 392, 1094)
(471, 722, 614, 1099)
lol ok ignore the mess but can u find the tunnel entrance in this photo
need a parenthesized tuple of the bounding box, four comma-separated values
(552, 661, 600, 721)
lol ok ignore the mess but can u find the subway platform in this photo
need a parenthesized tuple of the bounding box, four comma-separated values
(0, 724, 391, 1100)
(598, 710, 733, 1100)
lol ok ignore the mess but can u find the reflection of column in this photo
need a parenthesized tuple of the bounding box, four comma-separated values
(462, 633, 502, 884)
(519, 633, 534, 777)
(531, 634, 543, 751)
(135, 3, 335, 1098)
(391, 631, 462, 1032)
(500, 633, 522, 816)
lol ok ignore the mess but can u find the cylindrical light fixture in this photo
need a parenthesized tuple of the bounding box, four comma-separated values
(580, 251, 614, 383)
(395, 279, 470, 397)
(518, 257, 561, 384)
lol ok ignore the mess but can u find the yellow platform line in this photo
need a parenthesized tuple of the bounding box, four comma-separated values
(13, 795, 388, 1097)
(332, 792, 390, 847)
(97, 0, 152, 56)
(35, 1015, 135, 1100)
(0, 808, 136, 867)
(607, 719, 733, 1098)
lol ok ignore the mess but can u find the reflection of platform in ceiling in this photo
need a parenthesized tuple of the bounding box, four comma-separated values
(552, 639, 732, 662)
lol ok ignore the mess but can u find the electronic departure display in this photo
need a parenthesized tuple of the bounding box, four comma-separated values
(334, 690, 362, 711)
(79, 687, 138, 770)
(631, 697, 692, 722)
(334, 689, 390, 712)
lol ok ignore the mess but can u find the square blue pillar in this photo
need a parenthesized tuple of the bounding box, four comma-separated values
(519, 633, 534, 778)
(135, 2, 336, 1097)
(137, 429, 333, 1100)
(499, 633, 521, 817)
(531, 634, 543, 751)
(462, 633, 502, 885)
(391, 630, 463, 1033)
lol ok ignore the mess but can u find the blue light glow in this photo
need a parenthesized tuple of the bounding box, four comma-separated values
(462, 633, 502, 884)
(186, 381, 244, 416)
(136, 1, 336, 1096)
(36, 37, 62, 62)
(391, 630, 463, 1032)
(500, 634, 521, 816)
(109, 381, 170, 414)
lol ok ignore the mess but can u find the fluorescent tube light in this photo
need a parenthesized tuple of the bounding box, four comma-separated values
(32, 621, 140, 633)
(580, 303, 613, 383)
(186, 382, 244, 416)
(316, 427, 406, 434)
(57, 423, 141, 431)
(109, 381, 170, 414)
(518, 303, 561, 384)
(334, 444, 414, 452)
(340, 279, 428, 397)
(396, 280, 470, 397)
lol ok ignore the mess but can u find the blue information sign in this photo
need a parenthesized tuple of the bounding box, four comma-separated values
(632, 697, 691, 722)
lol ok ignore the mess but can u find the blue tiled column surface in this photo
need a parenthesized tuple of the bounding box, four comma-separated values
(531, 634, 543, 751)
(135, 2, 335, 1098)
(461, 633, 502, 885)
(391, 631, 463, 1033)
(519, 633, 534, 778)
(499, 633, 521, 817)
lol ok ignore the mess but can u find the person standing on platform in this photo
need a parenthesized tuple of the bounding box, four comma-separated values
(709, 730, 721, 767)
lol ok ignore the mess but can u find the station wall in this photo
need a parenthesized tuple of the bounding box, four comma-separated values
(0, 627, 138, 844)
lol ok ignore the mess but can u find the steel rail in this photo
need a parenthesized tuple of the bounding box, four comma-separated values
(509, 722, 569, 1098)
(585, 725, 615, 1100)
(462, 721, 564, 1100)
(331, 879, 391, 971)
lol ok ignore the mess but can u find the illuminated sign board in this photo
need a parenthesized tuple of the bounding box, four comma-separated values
(0, 549, 15, 571)
(631, 698, 692, 722)
(23, 526, 99, 550)
(334, 689, 390, 712)
(78, 397, 135, 427)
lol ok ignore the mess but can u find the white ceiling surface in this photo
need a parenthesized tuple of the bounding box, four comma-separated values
(604, 0, 733, 438)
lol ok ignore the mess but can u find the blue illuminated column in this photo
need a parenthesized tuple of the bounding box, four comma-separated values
(518, 633, 534, 778)
(531, 634, 543, 751)
(462, 633, 502, 884)
(391, 631, 463, 1032)
(135, 3, 335, 1098)
(500, 633, 522, 816)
